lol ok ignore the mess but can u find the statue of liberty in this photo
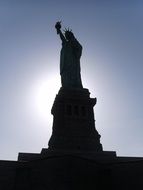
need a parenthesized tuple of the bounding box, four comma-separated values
(55, 21, 83, 89)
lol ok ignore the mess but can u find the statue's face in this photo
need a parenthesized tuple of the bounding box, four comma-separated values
(65, 32, 73, 41)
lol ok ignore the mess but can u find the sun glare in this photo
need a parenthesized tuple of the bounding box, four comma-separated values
(30, 74, 61, 121)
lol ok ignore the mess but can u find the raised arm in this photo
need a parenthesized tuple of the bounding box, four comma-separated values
(55, 22, 66, 43)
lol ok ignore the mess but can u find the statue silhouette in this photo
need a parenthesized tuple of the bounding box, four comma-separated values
(55, 22, 83, 89)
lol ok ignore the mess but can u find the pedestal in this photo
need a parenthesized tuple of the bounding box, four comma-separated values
(48, 87, 103, 152)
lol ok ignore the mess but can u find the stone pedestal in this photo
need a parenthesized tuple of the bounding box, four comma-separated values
(48, 87, 103, 152)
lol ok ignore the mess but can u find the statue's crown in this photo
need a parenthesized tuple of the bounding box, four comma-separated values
(63, 27, 72, 33)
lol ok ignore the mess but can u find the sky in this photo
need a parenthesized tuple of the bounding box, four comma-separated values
(0, 0, 143, 160)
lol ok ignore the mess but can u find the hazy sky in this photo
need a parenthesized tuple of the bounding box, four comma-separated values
(0, 0, 143, 160)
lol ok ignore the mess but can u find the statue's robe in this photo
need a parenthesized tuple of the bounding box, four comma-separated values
(60, 38, 83, 88)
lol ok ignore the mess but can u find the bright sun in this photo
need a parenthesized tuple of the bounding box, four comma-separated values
(30, 73, 61, 121)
